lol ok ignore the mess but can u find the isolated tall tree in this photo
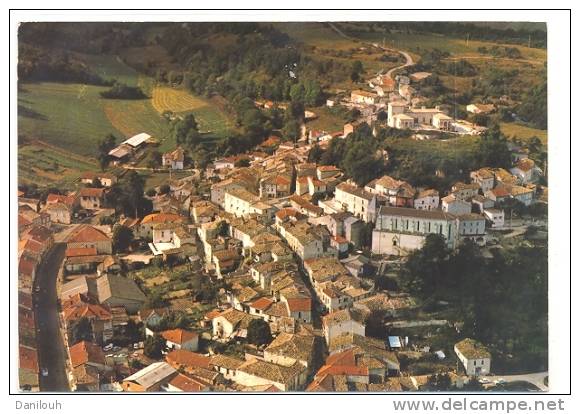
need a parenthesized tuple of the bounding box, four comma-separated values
(144, 334, 166, 359)
(172, 114, 201, 152)
(247, 319, 272, 346)
(97, 134, 117, 171)
(70, 317, 93, 344)
(112, 225, 134, 253)
(122, 171, 147, 218)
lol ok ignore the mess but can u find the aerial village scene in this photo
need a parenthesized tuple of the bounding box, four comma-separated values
(17, 21, 548, 393)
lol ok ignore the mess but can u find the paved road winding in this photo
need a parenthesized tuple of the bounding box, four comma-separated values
(327, 22, 414, 80)
(481, 371, 549, 392)
(34, 243, 69, 391)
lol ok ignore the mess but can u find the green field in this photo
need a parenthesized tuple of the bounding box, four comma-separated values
(78, 53, 141, 86)
(500, 122, 548, 145)
(18, 143, 99, 187)
(18, 82, 120, 156)
(18, 53, 236, 186)
(306, 106, 348, 133)
(348, 28, 547, 62)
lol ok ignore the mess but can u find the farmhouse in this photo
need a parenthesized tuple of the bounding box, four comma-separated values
(160, 329, 199, 352)
(387, 103, 453, 131)
(351, 90, 379, 105)
(81, 172, 117, 187)
(454, 338, 491, 377)
(162, 147, 185, 170)
(79, 187, 106, 210)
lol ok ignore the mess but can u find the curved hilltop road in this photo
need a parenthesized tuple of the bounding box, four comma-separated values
(385, 50, 414, 79)
(327, 22, 414, 79)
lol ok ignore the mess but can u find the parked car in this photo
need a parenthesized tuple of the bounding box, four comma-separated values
(41, 368, 48, 377)
(494, 378, 507, 385)
(103, 344, 113, 351)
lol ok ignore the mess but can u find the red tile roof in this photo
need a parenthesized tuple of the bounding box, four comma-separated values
(65, 247, 98, 258)
(204, 309, 222, 321)
(249, 297, 274, 311)
(169, 373, 207, 392)
(19, 346, 39, 371)
(491, 186, 510, 198)
(141, 213, 186, 225)
(18, 214, 32, 228)
(46, 193, 67, 204)
(161, 328, 198, 345)
(79, 187, 105, 198)
(67, 225, 110, 243)
(22, 225, 53, 244)
(166, 350, 211, 369)
(63, 302, 112, 323)
(284, 297, 311, 312)
(19, 238, 43, 255)
(18, 256, 37, 277)
(69, 341, 106, 368)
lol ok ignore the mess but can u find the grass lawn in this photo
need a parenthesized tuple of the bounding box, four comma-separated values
(388, 134, 480, 158)
(500, 122, 547, 145)
(140, 170, 192, 190)
(306, 106, 348, 133)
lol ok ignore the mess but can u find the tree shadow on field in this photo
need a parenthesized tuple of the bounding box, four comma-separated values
(18, 104, 48, 121)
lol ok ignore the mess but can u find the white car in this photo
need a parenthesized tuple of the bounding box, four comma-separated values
(41, 368, 48, 377)
(494, 378, 507, 385)
(478, 378, 491, 384)
(103, 344, 114, 351)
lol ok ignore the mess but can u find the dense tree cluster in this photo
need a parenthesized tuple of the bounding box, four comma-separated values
(106, 171, 152, 218)
(399, 235, 548, 372)
(313, 123, 386, 186)
(96, 134, 117, 171)
(100, 82, 147, 99)
(171, 114, 201, 152)
(18, 44, 109, 85)
(516, 69, 547, 129)
(478, 45, 523, 59)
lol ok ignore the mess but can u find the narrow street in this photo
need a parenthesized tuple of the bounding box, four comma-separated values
(34, 243, 69, 391)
